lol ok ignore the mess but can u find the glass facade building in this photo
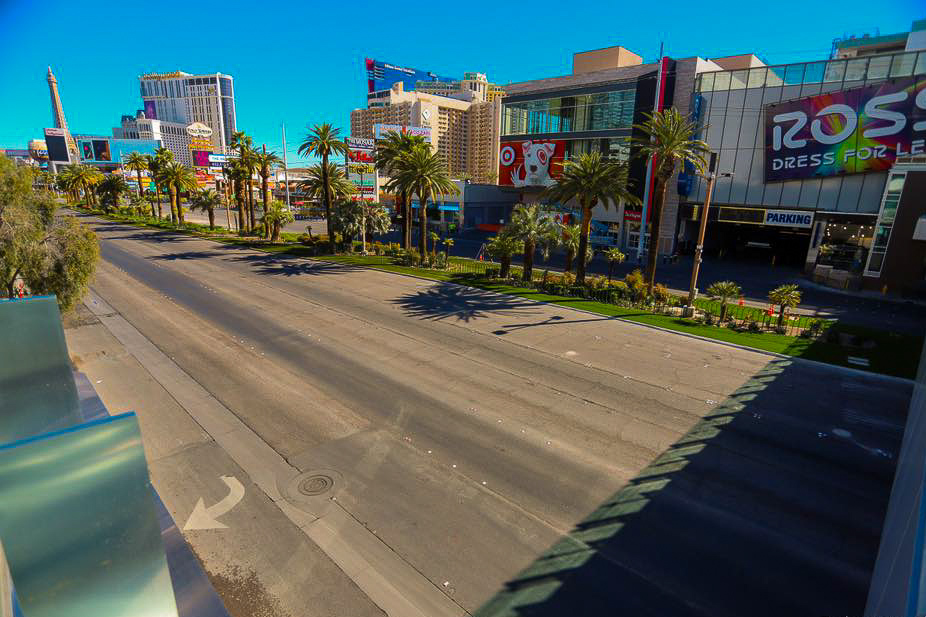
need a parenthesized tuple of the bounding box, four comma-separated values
(688, 50, 926, 215)
(502, 89, 636, 137)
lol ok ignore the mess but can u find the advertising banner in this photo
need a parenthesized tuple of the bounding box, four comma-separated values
(143, 100, 157, 120)
(373, 124, 432, 143)
(346, 137, 375, 150)
(208, 154, 227, 164)
(78, 139, 112, 162)
(765, 76, 926, 181)
(192, 150, 212, 167)
(92, 139, 111, 162)
(498, 140, 566, 187)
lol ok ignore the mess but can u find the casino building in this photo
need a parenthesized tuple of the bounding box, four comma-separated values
(677, 19, 926, 292)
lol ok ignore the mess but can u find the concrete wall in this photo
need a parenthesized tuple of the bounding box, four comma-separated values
(573, 47, 643, 74)
(865, 340, 926, 616)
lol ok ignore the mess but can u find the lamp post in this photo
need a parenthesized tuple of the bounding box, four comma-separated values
(686, 152, 732, 309)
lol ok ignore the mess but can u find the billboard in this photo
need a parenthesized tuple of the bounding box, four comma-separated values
(345, 138, 376, 199)
(192, 150, 212, 167)
(143, 100, 157, 120)
(499, 140, 566, 187)
(373, 124, 432, 143)
(765, 76, 926, 182)
(366, 58, 454, 94)
(78, 138, 111, 162)
(44, 128, 70, 162)
(109, 139, 159, 161)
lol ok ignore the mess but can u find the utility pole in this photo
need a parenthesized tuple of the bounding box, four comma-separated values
(637, 42, 665, 262)
(686, 152, 731, 309)
(281, 122, 291, 209)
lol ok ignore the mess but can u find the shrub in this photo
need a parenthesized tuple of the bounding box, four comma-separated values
(624, 269, 646, 302)
(403, 248, 421, 266)
(703, 312, 715, 326)
(434, 251, 448, 269)
(652, 284, 671, 305)
(748, 320, 762, 333)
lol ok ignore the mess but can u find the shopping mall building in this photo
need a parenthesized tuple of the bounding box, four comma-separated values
(498, 19, 926, 294)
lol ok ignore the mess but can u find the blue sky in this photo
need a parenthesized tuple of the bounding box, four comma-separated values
(0, 0, 920, 163)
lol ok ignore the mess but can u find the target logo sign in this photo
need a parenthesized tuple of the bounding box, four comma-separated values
(499, 145, 516, 167)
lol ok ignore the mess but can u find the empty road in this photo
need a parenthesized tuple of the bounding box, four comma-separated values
(69, 214, 911, 617)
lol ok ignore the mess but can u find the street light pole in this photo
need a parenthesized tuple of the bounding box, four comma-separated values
(687, 152, 726, 308)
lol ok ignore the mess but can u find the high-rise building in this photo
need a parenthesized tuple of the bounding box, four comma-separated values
(138, 71, 236, 154)
(415, 72, 506, 103)
(351, 76, 502, 183)
(46, 67, 77, 158)
(365, 58, 454, 94)
(113, 112, 194, 166)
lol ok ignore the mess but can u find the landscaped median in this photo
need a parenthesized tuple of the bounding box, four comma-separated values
(75, 207, 922, 379)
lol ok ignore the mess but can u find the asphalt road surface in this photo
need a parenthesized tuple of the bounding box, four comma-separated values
(70, 213, 912, 617)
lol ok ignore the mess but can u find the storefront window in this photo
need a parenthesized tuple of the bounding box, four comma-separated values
(818, 220, 873, 272)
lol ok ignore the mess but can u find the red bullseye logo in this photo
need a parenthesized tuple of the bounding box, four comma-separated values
(500, 145, 516, 166)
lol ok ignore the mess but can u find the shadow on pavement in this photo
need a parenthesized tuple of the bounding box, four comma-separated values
(149, 250, 228, 261)
(393, 283, 541, 323)
(473, 358, 910, 617)
(231, 253, 353, 278)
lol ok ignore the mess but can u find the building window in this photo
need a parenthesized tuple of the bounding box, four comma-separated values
(864, 172, 905, 276)
(502, 89, 635, 136)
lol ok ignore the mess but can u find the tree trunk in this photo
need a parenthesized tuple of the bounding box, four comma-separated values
(247, 174, 256, 232)
(576, 203, 593, 284)
(403, 194, 412, 251)
(397, 193, 407, 250)
(177, 186, 185, 225)
(777, 306, 785, 328)
(168, 186, 177, 224)
(418, 191, 428, 256)
(500, 254, 511, 279)
(565, 249, 574, 274)
(523, 240, 535, 282)
(208, 208, 215, 230)
(155, 188, 163, 219)
(608, 262, 614, 283)
(271, 221, 281, 243)
(720, 302, 728, 321)
(236, 180, 246, 231)
(645, 174, 670, 294)
(262, 174, 270, 213)
(321, 155, 334, 254)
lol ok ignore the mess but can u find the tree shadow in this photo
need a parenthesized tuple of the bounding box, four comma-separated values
(229, 253, 353, 278)
(473, 358, 911, 617)
(149, 250, 228, 261)
(393, 283, 541, 323)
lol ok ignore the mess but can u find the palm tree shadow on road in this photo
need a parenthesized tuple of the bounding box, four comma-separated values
(393, 283, 541, 323)
(230, 252, 353, 278)
(471, 358, 910, 617)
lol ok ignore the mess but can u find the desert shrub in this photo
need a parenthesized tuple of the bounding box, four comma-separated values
(403, 248, 421, 266)
(624, 269, 646, 302)
(652, 284, 671, 305)
(434, 251, 448, 269)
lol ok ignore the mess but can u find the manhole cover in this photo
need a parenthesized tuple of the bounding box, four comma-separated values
(298, 474, 333, 496)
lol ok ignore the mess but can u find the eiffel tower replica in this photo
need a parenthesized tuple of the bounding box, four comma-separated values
(47, 66, 78, 159)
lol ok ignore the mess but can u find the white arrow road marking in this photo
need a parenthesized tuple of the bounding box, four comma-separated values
(184, 475, 245, 531)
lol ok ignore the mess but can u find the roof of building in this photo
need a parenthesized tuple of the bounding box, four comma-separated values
(834, 32, 908, 49)
(504, 62, 659, 96)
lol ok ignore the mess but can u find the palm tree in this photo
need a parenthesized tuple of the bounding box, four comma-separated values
(605, 247, 626, 283)
(544, 152, 637, 284)
(190, 188, 223, 230)
(374, 130, 428, 250)
(97, 175, 130, 212)
(254, 149, 282, 222)
(299, 162, 355, 250)
(227, 161, 249, 231)
(55, 166, 78, 203)
(124, 152, 149, 213)
(146, 148, 173, 219)
(68, 165, 103, 206)
(262, 200, 295, 243)
(385, 145, 458, 256)
(486, 231, 523, 279)
(507, 203, 559, 282)
(159, 161, 197, 226)
(560, 223, 581, 274)
(706, 281, 741, 322)
(768, 284, 801, 329)
(298, 124, 348, 254)
(632, 108, 710, 293)
(230, 132, 257, 231)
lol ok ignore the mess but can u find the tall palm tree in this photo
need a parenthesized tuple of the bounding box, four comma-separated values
(230, 132, 257, 231)
(298, 124, 348, 254)
(374, 130, 427, 250)
(146, 148, 174, 219)
(124, 152, 150, 214)
(544, 152, 637, 284)
(298, 162, 355, 249)
(227, 161, 249, 231)
(507, 203, 559, 282)
(55, 166, 78, 203)
(632, 108, 709, 293)
(254, 149, 282, 230)
(159, 161, 197, 226)
(385, 145, 458, 256)
(190, 188, 223, 230)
